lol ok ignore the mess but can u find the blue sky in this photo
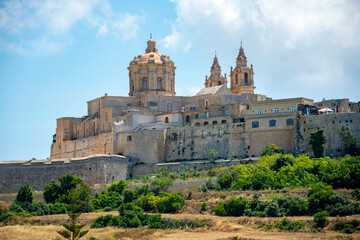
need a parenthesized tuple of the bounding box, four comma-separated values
(0, 0, 359, 161)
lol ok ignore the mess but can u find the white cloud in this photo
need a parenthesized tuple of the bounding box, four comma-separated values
(0, 0, 142, 54)
(162, 29, 191, 52)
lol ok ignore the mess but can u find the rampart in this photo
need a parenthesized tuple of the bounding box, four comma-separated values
(0, 155, 130, 194)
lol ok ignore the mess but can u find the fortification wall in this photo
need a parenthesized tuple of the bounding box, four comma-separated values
(297, 113, 360, 156)
(0, 155, 129, 194)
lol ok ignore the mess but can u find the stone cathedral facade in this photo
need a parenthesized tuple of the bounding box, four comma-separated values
(50, 38, 360, 164)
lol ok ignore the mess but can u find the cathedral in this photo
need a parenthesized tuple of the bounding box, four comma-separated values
(50, 38, 360, 164)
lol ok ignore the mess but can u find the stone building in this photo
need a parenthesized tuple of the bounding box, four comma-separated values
(50, 37, 360, 163)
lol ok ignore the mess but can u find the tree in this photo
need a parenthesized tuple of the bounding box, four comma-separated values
(15, 184, 33, 203)
(309, 130, 326, 158)
(44, 180, 60, 204)
(338, 125, 359, 156)
(108, 180, 127, 195)
(150, 177, 173, 195)
(218, 174, 233, 189)
(209, 149, 218, 160)
(57, 193, 89, 240)
(261, 144, 283, 156)
(313, 211, 329, 229)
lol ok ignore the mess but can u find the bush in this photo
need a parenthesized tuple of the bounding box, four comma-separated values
(220, 194, 226, 199)
(218, 174, 233, 190)
(15, 184, 33, 203)
(123, 189, 136, 203)
(266, 201, 281, 217)
(313, 211, 329, 229)
(333, 221, 346, 231)
(276, 196, 309, 216)
(0, 211, 17, 222)
(309, 130, 326, 158)
(326, 193, 359, 216)
(213, 203, 227, 216)
(308, 189, 335, 214)
(43, 180, 60, 204)
(50, 203, 68, 215)
(199, 179, 220, 192)
(200, 202, 207, 212)
(352, 189, 360, 201)
(214, 197, 248, 217)
(150, 177, 173, 195)
(108, 180, 127, 195)
(261, 144, 283, 156)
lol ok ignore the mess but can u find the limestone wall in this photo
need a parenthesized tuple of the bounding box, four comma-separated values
(298, 113, 360, 156)
(0, 155, 129, 194)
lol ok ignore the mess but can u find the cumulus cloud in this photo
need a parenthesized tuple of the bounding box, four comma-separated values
(165, 0, 360, 100)
(0, 0, 141, 54)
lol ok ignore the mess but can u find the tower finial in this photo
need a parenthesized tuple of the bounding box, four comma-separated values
(215, 50, 217, 57)
(150, 33, 152, 39)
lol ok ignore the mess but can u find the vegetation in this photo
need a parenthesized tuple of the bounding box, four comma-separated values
(338, 125, 360, 156)
(309, 130, 326, 158)
(261, 144, 283, 156)
(313, 211, 329, 229)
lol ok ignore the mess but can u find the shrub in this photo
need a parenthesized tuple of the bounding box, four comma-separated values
(352, 189, 360, 201)
(213, 203, 227, 216)
(123, 189, 136, 203)
(207, 169, 216, 177)
(200, 202, 207, 212)
(313, 211, 329, 229)
(266, 201, 281, 217)
(199, 179, 220, 192)
(0, 211, 16, 222)
(338, 125, 360, 156)
(308, 189, 335, 214)
(333, 221, 346, 231)
(50, 203, 68, 215)
(261, 144, 283, 156)
(276, 196, 309, 216)
(218, 174, 233, 190)
(108, 180, 127, 195)
(286, 221, 306, 231)
(214, 197, 248, 217)
(150, 177, 173, 195)
(16, 184, 33, 203)
(326, 193, 358, 216)
(220, 194, 227, 199)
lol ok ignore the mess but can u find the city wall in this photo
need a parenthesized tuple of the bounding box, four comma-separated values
(0, 155, 130, 194)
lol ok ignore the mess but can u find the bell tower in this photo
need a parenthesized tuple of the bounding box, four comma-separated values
(205, 54, 227, 88)
(230, 44, 255, 94)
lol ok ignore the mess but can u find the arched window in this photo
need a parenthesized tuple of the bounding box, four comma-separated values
(105, 112, 108, 121)
(245, 73, 248, 84)
(202, 130, 206, 138)
(165, 117, 169, 123)
(269, 120, 276, 127)
(157, 77, 162, 89)
(218, 129, 222, 137)
(142, 77, 147, 89)
(286, 118, 294, 126)
(223, 110, 226, 116)
(186, 115, 190, 123)
(195, 122, 200, 126)
(204, 121, 209, 126)
(205, 99, 209, 106)
(206, 112, 209, 118)
(195, 114, 199, 119)
(213, 121, 218, 125)
(221, 120, 227, 124)
(166, 102, 173, 112)
(252, 121, 259, 128)
(235, 74, 238, 84)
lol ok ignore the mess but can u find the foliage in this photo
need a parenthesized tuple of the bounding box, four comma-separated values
(309, 130, 326, 158)
(150, 177, 173, 195)
(218, 174, 233, 190)
(333, 219, 360, 233)
(108, 180, 127, 195)
(50, 203, 68, 215)
(208, 148, 218, 159)
(325, 193, 360, 216)
(276, 218, 306, 232)
(123, 189, 136, 203)
(313, 211, 329, 229)
(338, 125, 360, 156)
(214, 197, 248, 217)
(136, 192, 185, 213)
(92, 191, 123, 211)
(199, 179, 221, 192)
(352, 189, 360, 201)
(44, 180, 60, 204)
(308, 188, 335, 214)
(200, 202, 207, 212)
(15, 184, 34, 203)
(261, 144, 283, 156)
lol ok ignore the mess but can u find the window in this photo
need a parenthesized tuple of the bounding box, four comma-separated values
(202, 130, 206, 138)
(127, 135, 132, 141)
(235, 74, 238, 84)
(206, 112, 209, 118)
(195, 114, 199, 119)
(157, 77, 162, 89)
(245, 73, 248, 84)
(205, 99, 209, 106)
(186, 115, 190, 123)
(269, 120, 276, 127)
(252, 121, 259, 128)
(223, 110, 226, 116)
(190, 105, 198, 111)
(274, 108, 280, 113)
(213, 121, 218, 125)
(195, 122, 200, 126)
(105, 112, 108, 121)
(256, 109, 263, 114)
(218, 129, 222, 137)
(166, 102, 173, 112)
(291, 106, 297, 112)
(165, 117, 169, 123)
(221, 120, 227, 124)
(142, 77, 147, 89)
(286, 118, 294, 126)
(204, 121, 209, 126)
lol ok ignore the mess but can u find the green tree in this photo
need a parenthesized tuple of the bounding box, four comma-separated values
(150, 177, 173, 195)
(218, 174, 233, 189)
(313, 211, 329, 229)
(44, 180, 60, 204)
(309, 130, 326, 158)
(108, 180, 127, 195)
(261, 144, 283, 156)
(15, 184, 33, 203)
(338, 125, 359, 156)
(57, 193, 89, 240)
(209, 149, 218, 160)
